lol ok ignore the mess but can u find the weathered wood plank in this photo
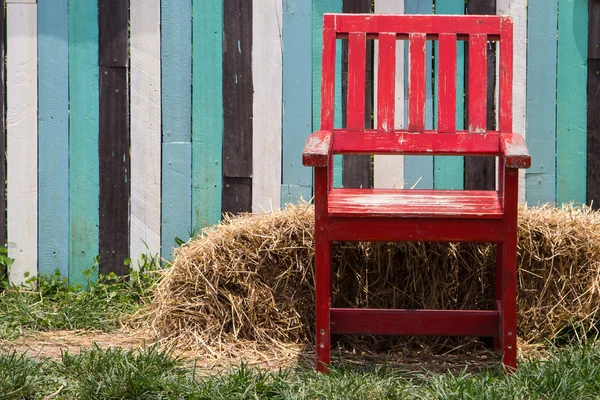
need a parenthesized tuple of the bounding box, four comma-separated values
(222, 177, 252, 215)
(434, 0, 465, 190)
(98, 0, 128, 67)
(373, 0, 404, 189)
(282, 0, 313, 204)
(69, 0, 99, 286)
(588, 58, 600, 208)
(130, 0, 161, 267)
(223, 0, 253, 212)
(161, 0, 191, 261)
(408, 33, 426, 132)
(526, 0, 557, 204)
(252, 0, 282, 212)
(556, 0, 588, 204)
(376, 32, 396, 133)
(6, 3, 37, 285)
(38, 0, 69, 277)
(192, 0, 222, 229)
(313, 0, 343, 188)
(0, 1, 6, 250)
(99, 67, 130, 276)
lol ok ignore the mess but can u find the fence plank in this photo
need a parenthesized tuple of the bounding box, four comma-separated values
(130, 0, 161, 266)
(69, 0, 99, 286)
(526, 0, 557, 204)
(222, 0, 253, 212)
(404, 0, 433, 189)
(37, 0, 69, 278)
(557, 0, 588, 204)
(0, 2, 5, 252)
(282, 0, 313, 204)
(588, 0, 600, 208)
(434, 0, 464, 190)
(98, 0, 128, 67)
(252, 0, 282, 212)
(374, 0, 404, 189)
(6, 3, 37, 285)
(161, 0, 191, 260)
(99, 67, 130, 275)
(313, 0, 343, 188)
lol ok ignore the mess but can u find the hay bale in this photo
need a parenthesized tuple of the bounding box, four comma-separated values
(147, 203, 600, 352)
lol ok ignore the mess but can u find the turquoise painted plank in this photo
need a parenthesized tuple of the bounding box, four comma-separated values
(433, 0, 464, 190)
(38, 0, 69, 277)
(312, 0, 343, 188)
(556, 0, 588, 204)
(162, 143, 192, 259)
(404, 0, 433, 189)
(526, 0, 557, 204)
(282, 0, 313, 205)
(192, 0, 222, 230)
(161, 0, 192, 260)
(68, 0, 99, 286)
(281, 184, 313, 206)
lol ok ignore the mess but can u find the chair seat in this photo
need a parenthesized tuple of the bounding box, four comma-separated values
(328, 189, 504, 219)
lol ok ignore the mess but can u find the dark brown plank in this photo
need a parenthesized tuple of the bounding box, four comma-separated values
(465, 0, 496, 191)
(588, 65, 600, 208)
(590, 0, 600, 59)
(341, 0, 373, 189)
(99, 67, 130, 275)
(0, 0, 5, 249)
(98, 0, 129, 67)
(222, 0, 253, 212)
(222, 177, 252, 215)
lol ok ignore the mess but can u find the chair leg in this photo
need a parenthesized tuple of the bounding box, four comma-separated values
(501, 238, 517, 372)
(493, 243, 503, 350)
(315, 230, 331, 373)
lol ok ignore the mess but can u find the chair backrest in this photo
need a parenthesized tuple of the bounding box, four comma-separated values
(320, 14, 513, 153)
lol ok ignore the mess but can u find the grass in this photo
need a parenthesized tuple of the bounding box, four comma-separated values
(0, 261, 160, 340)
(1, 342, 600, 399)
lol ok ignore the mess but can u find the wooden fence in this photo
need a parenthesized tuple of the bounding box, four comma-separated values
(0, 0, 597, 284)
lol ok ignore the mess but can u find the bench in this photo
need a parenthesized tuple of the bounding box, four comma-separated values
(302, 14, 530, 372)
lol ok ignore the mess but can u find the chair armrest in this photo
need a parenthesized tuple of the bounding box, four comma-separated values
(500, 133, 531, 169)
(302, 130, 333, 167)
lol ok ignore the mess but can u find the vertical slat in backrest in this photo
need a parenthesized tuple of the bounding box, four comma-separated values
(408, 33, 426, 132)
(468, 34, 488, 133)
(347, 32, 366, 131)
(499, 17, 513, 134)
(437, 33, 457, 133)
(377, 32, 396, 133)
(321, 14, 336, 131)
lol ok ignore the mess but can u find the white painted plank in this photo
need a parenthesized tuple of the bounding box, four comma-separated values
(6, 0, 37, 4)
(374, 0, 405, 189)
(252, 0, 283, 212)
(7, 4, 37, 285)
(497, 0, 527, 202)
(130, 0, 162, 266)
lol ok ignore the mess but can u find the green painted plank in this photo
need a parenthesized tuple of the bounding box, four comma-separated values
(38, 0, 69, 277)
(192, 0, 223, 229)
(282, 0, 313, 204)
(404, 0, 433, 189)
(556, 0, 588, 204)
(433, 0, 464, 190)
(161, 0, 192, 261)
(313, 0, 342, 188)
(68, 0, 99, 286)
(526, 0, 557, 204)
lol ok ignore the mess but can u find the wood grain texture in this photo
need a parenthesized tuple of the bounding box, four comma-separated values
(69, 0, 99, 286)
(99, 67, 130, 276)
(222, 177, 252, 215)
(38, 0, 69, 277)
(222, 0, 252, 213)
(374, 0, 404, 189)
(526, 0, 557, 204)
(99, 0, 128, 67)
(6, 3, 37, 284)
(434, 0, 465, 190)
(161, 0, 191, 261)
(252, 0, 282, 212)
(404, 0, 433, 190)
(408, 33, 426, 133)
(282, 0, 313, 204)
(0, 1, 6, 249)
(130, 0, 161, 267)
(556, 0, 588, 204)
(313, 0, 343, 188)
(192, 0, 223, 229)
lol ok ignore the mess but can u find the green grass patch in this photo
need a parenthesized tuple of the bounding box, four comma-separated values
(2, 342, 600, 399)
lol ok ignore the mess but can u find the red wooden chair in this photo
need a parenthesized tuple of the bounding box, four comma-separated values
(302, 14, 530, 372)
